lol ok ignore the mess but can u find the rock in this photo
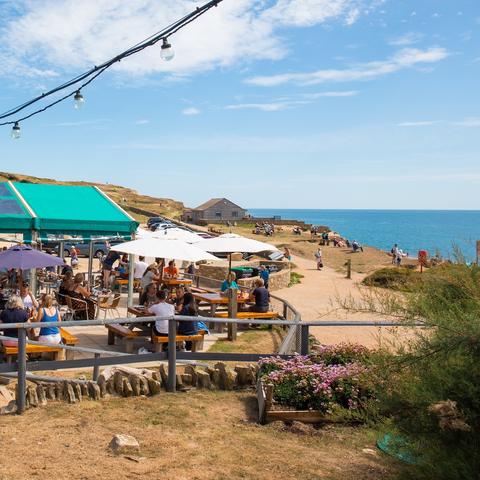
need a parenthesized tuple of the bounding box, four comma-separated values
(108, 434, 140, 456)
(158, 364, 168, 387)
(63, 381, 76, 404)
(129, 375, 141, 396)
(151, 371, 160, 382)
(88, 382, 101, 401)
(113, 372, 124, 395)
(106, 378, 115, 395)
(196, 370, 212, 389)
(72, 382, 82, 402)
(0, 385, 14, 409)
(215, 364, 236, 390)
(362, 448, 378, 456)
(36, 385, 47, 406)
(55, 383, 63, 401)
(27, 385, 39, 407)
(139, 377, 150, 396)
(122, 378, 133, 398)
(97, 375, 107, 397)
(0, 400, 17, 415)
(184, 365, 197, 386)
(147, 378, 161, 395)
(235, 366, 255, 387)
(46, 384, 57, 401)
(80, 383, 90, 398)
(286, 421, 315, 435)
(181, 374, 192, 386)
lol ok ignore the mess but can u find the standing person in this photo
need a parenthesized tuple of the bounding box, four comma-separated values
(391, 244, 399, 264)
(134, 256, 148, 288)
(396, 248, 403, 267)
(102, 250, 121, 288)
(284, 247, 291, 262)
(148, 290, 175, 337)
(314, 248, 323, 270)
(249, 278, 270, 313)
(70, 245, 79, 269)
(259, 265, 270, 289)
(36, 294, 62, 344)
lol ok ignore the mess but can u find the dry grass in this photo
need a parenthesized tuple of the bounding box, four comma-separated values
(0, 390, 397, 480)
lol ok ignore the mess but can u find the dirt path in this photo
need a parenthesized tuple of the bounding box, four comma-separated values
(275, 256, 402, 348)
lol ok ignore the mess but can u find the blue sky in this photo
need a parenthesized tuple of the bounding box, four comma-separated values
(0, 0, 479, 209)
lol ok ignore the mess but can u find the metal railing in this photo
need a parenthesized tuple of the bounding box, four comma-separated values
(0, 314, 417, 415)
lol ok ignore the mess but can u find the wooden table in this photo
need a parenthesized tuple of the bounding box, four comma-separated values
(193, 292, 248, 316)
(161, 278, 193, 287)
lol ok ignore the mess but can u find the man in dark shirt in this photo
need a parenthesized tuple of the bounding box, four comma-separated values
(250, 278, 270, 313)
(0, 295, 29, 338)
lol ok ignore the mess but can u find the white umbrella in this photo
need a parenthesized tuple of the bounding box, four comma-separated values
(111, 237, 219, 263)
(136, 227, 203, 243)
(193, 233, 278, 270)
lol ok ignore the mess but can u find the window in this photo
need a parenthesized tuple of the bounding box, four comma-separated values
(232, 211, 238, 217)
(215, 212, 222, 218)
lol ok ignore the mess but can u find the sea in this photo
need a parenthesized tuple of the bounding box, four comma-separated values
(249, 209, 480, 262)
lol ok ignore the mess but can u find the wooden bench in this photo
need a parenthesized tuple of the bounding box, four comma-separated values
(0, 328, 79, 363)
(106, 324, 141, 354)
(214, 311, 279, 319)
(151, 331, 206, 353)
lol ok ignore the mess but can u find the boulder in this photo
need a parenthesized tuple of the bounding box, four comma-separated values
(184, 365, 197, 386)
(234, 365, 256, 387)
(158, 364, 168, 387)
(139, 377, 150, 396)
(147, 378, 161, 395)
(0, 386, 14, 409)
(36, 385, 47, 406)
(108, 434, 140, 456)
(122, 378, 133, 398)
(63, 381, 76, 404)
(196, 370, 212, 389)
(129, 375, 141, 396)
(87, 382, 101, 401)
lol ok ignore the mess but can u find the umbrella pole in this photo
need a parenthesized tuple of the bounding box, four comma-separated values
(229, 253, 232, 273)
(30, 230, 38, 296)
(87, 240, 94, 288)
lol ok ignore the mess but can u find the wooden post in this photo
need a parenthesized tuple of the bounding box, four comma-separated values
(127, 253, 134, 308)
(345, 259, 352, 279)
(16, 329, 27, 414)
(227, 288, 238, 341)
(167, 317, 176, 393)
(92, 353, 100, 381)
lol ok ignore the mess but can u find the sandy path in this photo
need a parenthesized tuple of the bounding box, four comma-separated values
(274, 256, 403, 348)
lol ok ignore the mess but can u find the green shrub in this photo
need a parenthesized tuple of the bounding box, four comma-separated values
(289, 271, 304, 287)
(362, 267, 422, 291)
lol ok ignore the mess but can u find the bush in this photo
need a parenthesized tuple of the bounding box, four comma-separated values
(362, 267, 421, 290)
(289, 271, 304, 287)
(351, 263, 480, 479)
(310, 342, 372, 366)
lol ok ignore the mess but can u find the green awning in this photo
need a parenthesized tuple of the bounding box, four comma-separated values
(0, 181, 138, 241)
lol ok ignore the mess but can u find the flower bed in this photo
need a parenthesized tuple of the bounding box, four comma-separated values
(257, 344, 376, 424)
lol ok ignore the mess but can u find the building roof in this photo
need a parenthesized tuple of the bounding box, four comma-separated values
(193, 198, 244, 211)
(0, 181, 139, 242)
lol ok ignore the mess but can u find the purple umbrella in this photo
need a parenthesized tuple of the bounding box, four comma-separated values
(0, 244, 64, 270)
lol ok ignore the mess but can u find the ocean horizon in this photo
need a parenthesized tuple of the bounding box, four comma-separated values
(249, 209, 480, 262)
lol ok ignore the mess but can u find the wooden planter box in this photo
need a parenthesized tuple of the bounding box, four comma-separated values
(257, 378, 331, 424)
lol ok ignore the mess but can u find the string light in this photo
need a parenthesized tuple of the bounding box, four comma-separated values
(0, 0, 223, 139)
(73, 90, 85, 109)
(11, 122, 21, 140)
(160, 38, 175, 61)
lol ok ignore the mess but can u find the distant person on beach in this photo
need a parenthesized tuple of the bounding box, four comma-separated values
(391, 244, 399, 264)
(284, 247, 291, 261)
(314, 248, 323, 270)
(352, 240, 363, 253)
(395, 248, 403, 266)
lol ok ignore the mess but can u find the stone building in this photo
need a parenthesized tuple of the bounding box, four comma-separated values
(182, 198, 247, 224)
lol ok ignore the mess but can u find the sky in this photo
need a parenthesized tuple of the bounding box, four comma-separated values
(0, 0, 479, 210)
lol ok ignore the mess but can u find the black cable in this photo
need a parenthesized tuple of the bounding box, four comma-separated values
(0, 0, 222, 125)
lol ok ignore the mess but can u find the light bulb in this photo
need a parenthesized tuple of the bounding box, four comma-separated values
(11, 122, 21, 140)
(74, 90, 85, 109)
(160, 38, 175, 61)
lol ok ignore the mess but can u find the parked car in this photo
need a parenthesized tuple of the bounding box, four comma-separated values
(147, 216, 168, 228)
(53, 240, 123, 259)
(151, 222, 175, 232)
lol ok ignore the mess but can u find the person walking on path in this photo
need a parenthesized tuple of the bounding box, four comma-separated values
(391, 244, 399, 264)
(314, 248, 323, 270)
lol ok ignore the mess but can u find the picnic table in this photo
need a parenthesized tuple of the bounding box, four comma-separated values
(161, 278, 193, 287)
(192, 292, 249, 316)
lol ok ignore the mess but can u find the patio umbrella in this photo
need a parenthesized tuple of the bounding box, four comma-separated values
(136, 227, 203, 243)
(0, 244, 64, 270)
(111, 237, 219, 263)
(193, 233, 279, 270)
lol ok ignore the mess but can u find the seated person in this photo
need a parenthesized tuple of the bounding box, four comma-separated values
(140, 264, 160, 291)
(221, 272, 239, 293)
(19, 282, 38, 318)
(139, 283, 158, 307)
(163, 260, 178, 279)
(61, 260, 73, 277)
(69, 273, 96, 319)
(249, 278, 270, 313)
(36, 294, 62, 344)
(0, 295, 29, 338)
(58, 271, 74, 304)
(148, 290, 175, 337)
(174, 286, 185, 312)
(178, 292, 199, 351)
(352, 240, 364, 253)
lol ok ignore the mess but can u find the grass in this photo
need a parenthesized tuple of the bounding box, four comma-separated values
(208, 326, 285, 354)
(289, 271, 304, 287)
(0, 390, 398, 480)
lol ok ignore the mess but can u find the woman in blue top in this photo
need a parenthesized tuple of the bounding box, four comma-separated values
(36, 294, 62, 344)
(221, 272, 239, 293)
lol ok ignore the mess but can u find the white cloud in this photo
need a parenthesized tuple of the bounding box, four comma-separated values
(451, 117, 480, 127)
(181, 107, 201, 116)
(389, 32, 422, 46)
(135, 119, 150, 125)
(397, 121, 440, 127)
(246, 47, 449, 86)
(225, 101, 309, 112)
(302, 90, 359, 98)
(0, 0, 378, 79)
(45, 118, 109, 127)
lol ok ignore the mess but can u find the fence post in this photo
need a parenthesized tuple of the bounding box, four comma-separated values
(92, 353, 100, 381)
(345, 259, 352, 279)
(227, 288, 238, 341)
(16, 329, 27, 414)
(167, 317, 176, 393)
(300, 324, 309, 355)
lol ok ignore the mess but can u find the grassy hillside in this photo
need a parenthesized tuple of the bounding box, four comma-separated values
(0, 171, 184, 222)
